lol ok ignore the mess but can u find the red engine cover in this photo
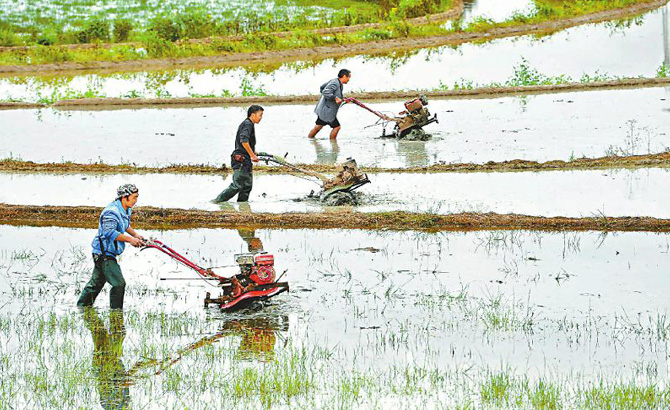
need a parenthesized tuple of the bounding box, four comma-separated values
(404, 98, 423, 112)
(250, 253, 276, 285)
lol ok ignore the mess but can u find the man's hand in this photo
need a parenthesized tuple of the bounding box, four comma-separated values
(133, 233, 145, 242)
(335, 97, 343, 104)
(128, 236, 143, 247)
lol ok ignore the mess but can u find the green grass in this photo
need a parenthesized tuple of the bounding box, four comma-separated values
(0, 0, 451, 47)
(0, 0, 656, 67)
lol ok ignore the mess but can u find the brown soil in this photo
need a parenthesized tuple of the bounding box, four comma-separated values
(0, 101, 45, 109)
(1, 203, 668, 232)
(3, 152, 670, 175)
(0, 0, 665, 75)
(0, 1, 464, 53)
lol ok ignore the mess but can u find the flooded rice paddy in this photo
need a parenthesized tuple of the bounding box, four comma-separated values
(460, 0, 536, 24)
(1, 0, 336, 30)
(2, 225, 670, 408)
(3, 86, 670, 168)
(1, 5, 669, 101)
(1, 168, 669, 217)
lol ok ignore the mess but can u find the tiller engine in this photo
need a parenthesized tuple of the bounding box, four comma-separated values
(343, 95, 438, 140)
(142, 239, 289, 311)
(257, 152, 370, 203)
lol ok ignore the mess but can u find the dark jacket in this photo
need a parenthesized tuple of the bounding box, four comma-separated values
(231, 118, 256, 173)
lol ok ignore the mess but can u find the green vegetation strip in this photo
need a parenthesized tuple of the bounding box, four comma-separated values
(0, 0, 457, 48)
(1, 203, 669, 232)
(0, 1, 462, 50)
(3, 152, 670, 176)
(3, 70, 670, 108)
(0, 0, 664, 73)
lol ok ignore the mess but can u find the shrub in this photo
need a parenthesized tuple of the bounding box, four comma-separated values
(149, 16, 181, 42)
(390, 21, 412, 37)
(33, 45, 73, 63)
(397, 0, 442, 18)
(363, 28, 392, 40)
(76, 18, 110, 43)
(0, 30, 21, 46)
(211, 37, 236, 52)
(178, 11, 214, 39)
(113, 19, 133, 42)
(142, 32, 178, 57)
(242, 32, 278, 50)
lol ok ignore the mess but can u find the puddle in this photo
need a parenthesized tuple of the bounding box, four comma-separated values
(1, 6, 668, 101)
(1, 168, 669, 217)
(2, 86, 670, 168)
(1, 225, 670, 407)
(460, 0, 536, 23)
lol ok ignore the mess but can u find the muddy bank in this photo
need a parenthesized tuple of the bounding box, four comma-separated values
(1, 203, 668, 232)
(3, 152, 670, 175)
(0, 101, 45, 109)
(28, 77, 670, 109)
(0, 0, 665, 75)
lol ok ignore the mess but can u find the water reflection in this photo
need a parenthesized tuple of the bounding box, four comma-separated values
(81, 308, 131, 410)
(218, 316, 289, 362)
(238, 228, 264, 252)
(81, 306, 289, 407)
(143, 315, 289, 368)
(395, 139, 431, 167)
(310, 138, 340, 165)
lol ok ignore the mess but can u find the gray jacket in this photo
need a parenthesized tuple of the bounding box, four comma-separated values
(314, 78, 343, 123)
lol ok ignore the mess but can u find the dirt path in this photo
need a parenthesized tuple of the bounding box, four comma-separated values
(2, 76, 668, 111)
(0, 0, 665, 75)
(2, 152, 669, 175)
(1, 203, 668, 232)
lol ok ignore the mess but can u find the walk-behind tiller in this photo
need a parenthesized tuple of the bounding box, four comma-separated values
(343, 95, 438, 140)
(257, 152, 370, 204)
(141, 239, 289, 311)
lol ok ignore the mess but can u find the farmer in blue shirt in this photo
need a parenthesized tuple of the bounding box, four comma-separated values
(77, 184, 145, 309)
(308, 69, 351, 140)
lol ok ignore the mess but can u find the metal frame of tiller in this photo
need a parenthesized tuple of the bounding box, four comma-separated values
(257, 152, 370, 201)
(141, 239, 289, 311)
(343, 97, 438, 138)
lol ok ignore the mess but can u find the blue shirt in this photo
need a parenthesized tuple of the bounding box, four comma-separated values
(91, 199, 132, 256)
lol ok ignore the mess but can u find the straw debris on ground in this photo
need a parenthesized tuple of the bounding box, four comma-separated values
(1, 204, 669, 232)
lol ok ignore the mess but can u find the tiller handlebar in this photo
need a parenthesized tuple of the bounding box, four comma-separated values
(141, 239, 227, 282)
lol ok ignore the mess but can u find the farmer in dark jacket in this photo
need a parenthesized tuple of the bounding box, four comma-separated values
(308, 69, 351, 140)
(77, 184, 144, 310)
(214, 105, 264, 202)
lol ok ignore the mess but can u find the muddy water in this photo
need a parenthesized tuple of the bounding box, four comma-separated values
(460, 0, 536, 23)
(2, 86, 670, 168)
(1, 6, 668, 101)
(1, 225, 670, 407)
(1, 168, 669, 216)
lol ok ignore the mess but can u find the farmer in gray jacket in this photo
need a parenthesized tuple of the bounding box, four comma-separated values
(308, 69, 351, 140)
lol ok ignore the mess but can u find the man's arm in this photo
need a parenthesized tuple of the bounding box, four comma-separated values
(322, 81, 341, 104)
(239, 122, 258, 162)
(117, 233, 142, 247)
(101, 213, 142, 247)
(126, 226, 144, 242)
(242, 142, 258, 162)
